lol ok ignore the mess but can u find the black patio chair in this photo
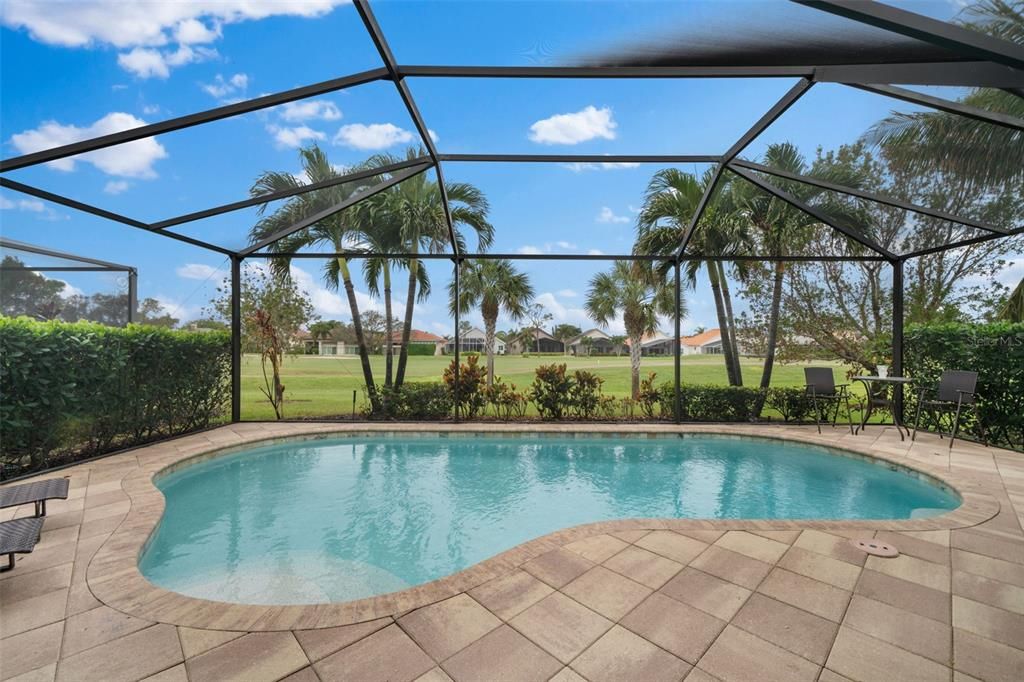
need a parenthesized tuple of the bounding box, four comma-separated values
(912, 370, 982, 450)
(0, 517, 44, 572)
(0, 478, 70, 517)
(805, 367, 855, 435)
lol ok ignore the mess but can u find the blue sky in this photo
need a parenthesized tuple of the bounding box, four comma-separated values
(2, 0, 1014, 336)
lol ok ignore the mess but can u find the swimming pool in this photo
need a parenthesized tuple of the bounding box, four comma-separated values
(139, 433, 959, 605)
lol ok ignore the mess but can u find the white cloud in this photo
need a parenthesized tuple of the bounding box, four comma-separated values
(118, 44, 216, 79)
(555, 240, 577, 250)
(200, 72, 249, 98)
(587, 249, 605, 256)
(0, 196, 44, 212)
(1, 1, 347, 77)
(333, 123, 414, 150)
(9, 112, 167, 178)
(529, 105, 617, 145)
(597, 206, 629, 224)
(535, 292, 596, 330)
(279, 99, 341, 122)
(176, 263, 220, 280)
(55, 280, 84, 300)
(141, 104, 160, 115)
(103, 180, 130, 194)
(267, 124, 325, 149)
(516, 245, 544, 255)
(557, 289, 577, 298)
(428, 129, 439, 143)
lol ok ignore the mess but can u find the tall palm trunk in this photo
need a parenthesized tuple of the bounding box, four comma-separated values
(383, 265, 393, 388)
(718, 262, 743, 386)
(760, 260, 786, 390)
(395, 252, 417, 388)
(707, 262, 739, 386)
(628, 333, 643, 399)
(484, 316, 498, 387)
(337, 256, 379, 412)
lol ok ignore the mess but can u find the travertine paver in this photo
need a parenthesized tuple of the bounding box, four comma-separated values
(1, 422, 1022, 682)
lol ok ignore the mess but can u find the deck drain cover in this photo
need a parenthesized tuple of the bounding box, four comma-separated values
(851, 538, 899, 558)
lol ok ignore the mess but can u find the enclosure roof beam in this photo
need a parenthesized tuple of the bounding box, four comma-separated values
(904, 226, 1024, 259)
(0, 178, 233, 256)
(0, 237, 135, 270)
(396, 62, 1024, 88)
(848, 83, 1024, 132)
(0, 266, 128, 272)
(151, 156, 432, 230)
(238, 162, 433, 256)
(728, 164, 897, 260)
(732, 159, 1011, 235)
(353, 0, 459, 258)
(246, 251, 887, 262)
(795, 0, 1024, 71)
(0, 68, 389, 174)
(439, 154, 720, 163)
(672, 78, 814, 260)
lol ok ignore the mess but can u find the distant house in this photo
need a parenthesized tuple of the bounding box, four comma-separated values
(445, 327, 506, 354)
(626, 333, 677, 356)
(681, 328, 724, 355)
(298, 329, 355, 356)
(508, 327, 563, 354)
(390, 329, 446, 356)
(567, 328, 614, 355)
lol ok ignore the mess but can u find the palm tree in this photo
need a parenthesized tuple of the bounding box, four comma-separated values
(248, 145, 386, 412)
(585, 261, 678, 399)
(732, 142, 869, 390)
(449, 259, 534, 386)
(634, 168, 747, 386)
(864, 1, 1023, 188)
(368, 148, 494, 387)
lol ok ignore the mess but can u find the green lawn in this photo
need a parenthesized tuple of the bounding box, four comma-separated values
(241, 352, 869, 420)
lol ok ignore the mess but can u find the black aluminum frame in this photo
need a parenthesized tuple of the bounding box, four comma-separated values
(0, 0, 1021, 424)
(0, 238, 137, 323)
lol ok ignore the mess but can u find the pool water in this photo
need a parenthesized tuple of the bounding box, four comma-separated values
(139, 434, 958, 605)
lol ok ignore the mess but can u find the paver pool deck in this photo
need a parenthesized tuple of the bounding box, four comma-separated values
(2, 422, 1023, 682)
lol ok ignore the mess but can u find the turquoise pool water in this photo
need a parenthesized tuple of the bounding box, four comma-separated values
(139, 434, 958, 605)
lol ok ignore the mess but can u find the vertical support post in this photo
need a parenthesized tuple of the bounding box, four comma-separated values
(453, 257, 461, 422)
(892, 258, 905, 421)
(127, 268, 138, 325)
(231, 255, 242, 423)
(674, 260, 682, 424)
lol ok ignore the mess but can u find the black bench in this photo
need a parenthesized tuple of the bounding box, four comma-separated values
(0, 478, 70, 517)
(0, 517, 45, 571)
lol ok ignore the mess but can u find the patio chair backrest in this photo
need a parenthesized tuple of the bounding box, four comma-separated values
(805, 367, 836, 395)
(938, 370, 978, 404)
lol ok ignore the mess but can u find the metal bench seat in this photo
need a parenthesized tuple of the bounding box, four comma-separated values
(0, 478, 70, 517)
(0, 517, 45, 572)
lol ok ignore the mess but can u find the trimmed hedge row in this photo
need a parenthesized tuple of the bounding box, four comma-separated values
(905, 322, 1023, 451)
(1, 317, 230, 478)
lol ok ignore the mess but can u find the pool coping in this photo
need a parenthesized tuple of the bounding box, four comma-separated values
(87, 422, 1000, 632)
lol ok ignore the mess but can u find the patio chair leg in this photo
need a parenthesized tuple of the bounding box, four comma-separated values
(950, 398, 964, 451)
(912, 395, 924, 441)
(812, 396, 822, 434)
(844, 396, 854, 435)
(1, 553, 12, 572)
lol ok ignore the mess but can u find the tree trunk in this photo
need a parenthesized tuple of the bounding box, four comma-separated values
(383, 265, 393, 388)
(337, 257, 379, 412)
(707, 262, 739, 386)
(484, 315, 497, 387)
(395, 254, 417, 387)
(718, 262, 743, 386)
(759, 260, 785, 390)
(629, 335, 643, 399)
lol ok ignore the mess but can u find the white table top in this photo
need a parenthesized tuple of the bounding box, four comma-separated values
(853, 375, 915, 383)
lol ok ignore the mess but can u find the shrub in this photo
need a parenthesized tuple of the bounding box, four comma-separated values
(443, 354, 487, 418)
(0, 317, 230, 478)
(530, 363, 572, 419)
(569, 370, 604, 419)
(764, 387, 817, 423)
(368, 382, 452, 420)
(404, 343, 436, 356)
(905, 322, 1024, 451)
(679, 384, 763, 422)
(637, 372, 664, 419)
(486, 378, 528, 420)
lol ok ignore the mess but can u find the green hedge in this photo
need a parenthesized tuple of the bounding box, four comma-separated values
(905, 322, 1024, 451)
(1, 317, 230, 478)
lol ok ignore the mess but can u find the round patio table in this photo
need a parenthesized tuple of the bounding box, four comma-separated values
(853, 376, 915, 440)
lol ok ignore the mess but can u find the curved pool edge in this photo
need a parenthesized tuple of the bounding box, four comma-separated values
(86, 423, 1000, 632)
